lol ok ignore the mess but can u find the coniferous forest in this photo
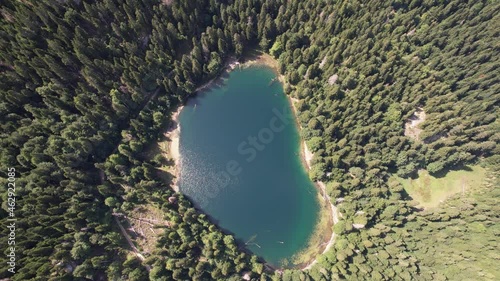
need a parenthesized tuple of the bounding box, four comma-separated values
(0, 0, 498, 280)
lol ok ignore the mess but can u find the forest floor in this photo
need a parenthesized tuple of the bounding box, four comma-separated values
(394, 165, 487, 209)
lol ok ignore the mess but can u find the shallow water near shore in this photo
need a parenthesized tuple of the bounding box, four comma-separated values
(178, 65, 320, 267)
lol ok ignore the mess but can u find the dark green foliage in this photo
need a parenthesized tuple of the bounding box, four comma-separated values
(0, 0, 261, 279)
(0, 0, 498, 280)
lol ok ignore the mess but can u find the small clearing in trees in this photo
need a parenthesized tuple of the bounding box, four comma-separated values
(328, 74, 338, 85)
(122, 205, 169, 256)
(405, 107, 426, 141)
(319, 56, 327, 69)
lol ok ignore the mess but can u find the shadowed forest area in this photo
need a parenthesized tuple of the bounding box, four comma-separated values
(0, 0, 498, 280)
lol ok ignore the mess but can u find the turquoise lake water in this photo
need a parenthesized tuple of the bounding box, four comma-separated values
(178, 66, 319, 266)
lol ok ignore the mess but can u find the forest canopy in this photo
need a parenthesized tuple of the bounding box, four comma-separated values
(0, 0, 498, 280)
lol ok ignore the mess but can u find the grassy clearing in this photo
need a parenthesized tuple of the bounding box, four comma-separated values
(394, 165, 487, 209)
(156, 136, 174, 172)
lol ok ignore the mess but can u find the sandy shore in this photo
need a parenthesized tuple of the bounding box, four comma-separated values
(242, 53, 286, 86)
(164, 106, 183, 193)
(303, 141, 314, 170)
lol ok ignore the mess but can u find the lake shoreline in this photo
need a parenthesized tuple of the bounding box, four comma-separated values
(288, 97, 338, 271)
(164, 51, 337, 271)
(246, 54, 338, 269)
(164, 105, 183, 193)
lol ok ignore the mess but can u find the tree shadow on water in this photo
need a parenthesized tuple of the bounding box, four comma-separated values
(184, 193, 271, 266)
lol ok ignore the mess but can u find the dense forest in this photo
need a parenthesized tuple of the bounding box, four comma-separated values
(0, 0, 498, 280)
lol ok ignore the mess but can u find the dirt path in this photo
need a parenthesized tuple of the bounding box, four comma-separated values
(113, 216, 151, 271)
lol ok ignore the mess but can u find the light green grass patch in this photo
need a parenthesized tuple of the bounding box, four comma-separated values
(394, 165, 487, 209)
